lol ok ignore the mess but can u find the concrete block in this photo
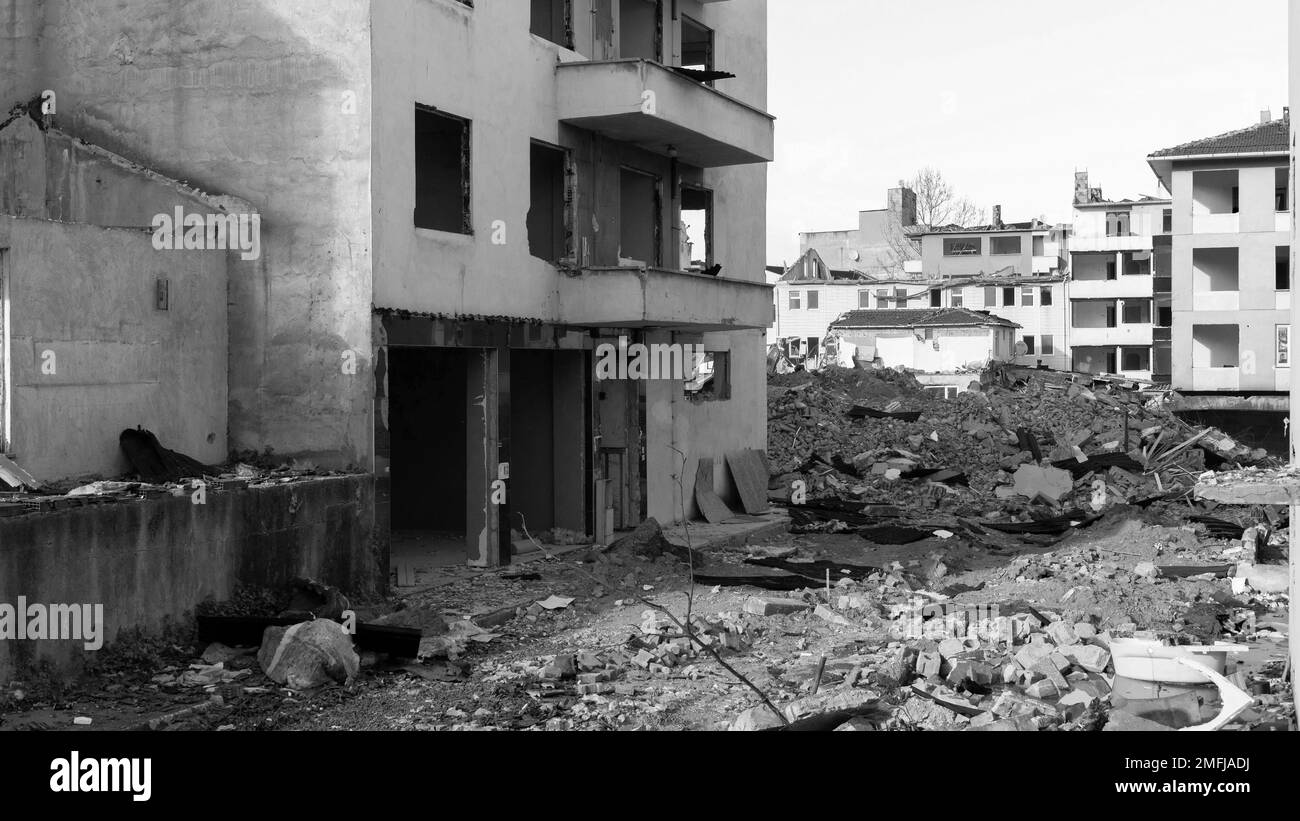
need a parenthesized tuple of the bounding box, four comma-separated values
(1060, 644, 1111, 673)
(743, 597, 811, 617)
(1045, 621, 1077, 646)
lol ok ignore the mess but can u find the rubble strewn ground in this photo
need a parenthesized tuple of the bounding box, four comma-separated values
(1, 366, 1293, 732)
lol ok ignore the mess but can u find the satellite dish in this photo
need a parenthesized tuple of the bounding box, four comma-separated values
(850, 250, 861, 262)
(1014, 341, 1029, 357)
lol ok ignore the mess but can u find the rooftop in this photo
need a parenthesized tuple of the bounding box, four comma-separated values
(1149, 114, 1289, 159)
(830, 307, 1020, 330)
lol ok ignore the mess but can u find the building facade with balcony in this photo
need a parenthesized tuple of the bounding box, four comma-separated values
(3, 0, 774, 568)
(1068, 171, 1171, 381)
(910, 215, 1071, 370)
(1148, 111, 1290, 394)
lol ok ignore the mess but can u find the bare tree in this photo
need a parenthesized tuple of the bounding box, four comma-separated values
(908, 166, 985, 229)
(880, 167, 985, 279)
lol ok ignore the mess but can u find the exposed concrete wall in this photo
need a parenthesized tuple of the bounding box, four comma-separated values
(2, 0, 375, 467)
(0, 475, 379, 681)
(0, 215, 226, 481)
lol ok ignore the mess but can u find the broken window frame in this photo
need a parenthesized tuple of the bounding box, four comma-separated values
(684, 350, 731, 402)
(680, 13, 715, 85)
(531, 0, 575, 49)
(930, 289, 942, 308)
(943, 237, 982, 257)
(618, 0, 664, 61)
(414, 104, 472, 235)
(528, 139, 574, 263)
(0, 250, 8, 453)
(618, 165, 663, 267)
(679, 184, 714, 272)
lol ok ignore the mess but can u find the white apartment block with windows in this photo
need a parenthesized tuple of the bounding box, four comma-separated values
(1068, 171, 1172, 381)
(1148, 111, 1291, 393)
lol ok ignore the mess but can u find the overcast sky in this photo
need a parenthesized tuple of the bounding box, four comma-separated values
(765, 0, 1289, 266)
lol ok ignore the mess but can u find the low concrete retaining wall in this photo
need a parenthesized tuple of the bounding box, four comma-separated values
(0, 475, 383, 681)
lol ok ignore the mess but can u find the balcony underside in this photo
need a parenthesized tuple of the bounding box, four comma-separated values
(557, 60, 775, 168)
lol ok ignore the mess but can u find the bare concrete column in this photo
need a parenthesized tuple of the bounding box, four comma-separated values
(467, 348, 510, 567)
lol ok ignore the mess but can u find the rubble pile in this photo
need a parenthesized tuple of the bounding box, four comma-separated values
(768, 365, 1274, 516)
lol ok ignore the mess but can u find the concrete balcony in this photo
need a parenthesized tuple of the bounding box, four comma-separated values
(1068, 235, 1154, 253)
(1193, 291, 1240, 311)
(1070, 324, 1153, 348)
(558, 266, 774, 331)
(556, 59, 775, 168)
(1192, 367, 1240, 391)
(1069, 276, 1153, 299)
(1192, 213, 1239, 234)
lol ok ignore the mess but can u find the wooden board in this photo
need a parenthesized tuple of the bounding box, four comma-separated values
(726, 450, 770, 516)
(694, 457, 735, 524)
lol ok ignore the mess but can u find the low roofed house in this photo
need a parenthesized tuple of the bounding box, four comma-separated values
(826, 308, 1020, 396)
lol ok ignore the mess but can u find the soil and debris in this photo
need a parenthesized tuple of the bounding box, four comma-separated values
(1, 367, 1293, 732)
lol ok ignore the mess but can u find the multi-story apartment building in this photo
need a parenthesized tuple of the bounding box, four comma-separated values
(910, 213, 1071, 370)
(1, 0, 774, 567)
(1147, 111, 1290, 394)
(1068, 172, 1172, 382)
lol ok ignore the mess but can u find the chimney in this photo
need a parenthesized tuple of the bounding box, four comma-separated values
(1074, 171, 1090, 205)
(992, 205, 1002, 228)
(888, 184, 918, 228)
(1261, 108, 1273, 124)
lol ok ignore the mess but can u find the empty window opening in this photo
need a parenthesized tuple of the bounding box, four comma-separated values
(943, 237, 981, 256)
(1002, 287, 1016, 307)
(1121, 347, 1151, 372)
(529, 141, 569, 262)
(1041, 287, 1053, 306)
(680, 14, 714, 75)
(619, 167, 660, 266)
(531, 0, 573, 48)
(930, 289, 942, 308)
(1105, 260, 1117, 280)
(1073, 347, 1118, 375)
(990, 236, 1022, 255)
(680, 186, 713, 271)
(1192, 247, 1239, 293)
(1192, 170, 1239, 215)
(1277, 167, 1290, 212)
(619, 0, 660, 61)
(1157, 305, 1172, 327)
(415, 106, 471, 234)
(1122, 300, 1152, 324)
(1123, 251, 1151, 276)
(1191, 325, 1240, 368)
(1073, 301, 1118, 330)
(1277, 246, 1290, 290)
(1023, 336, 1036, 355)
(685, 351, 731, 401)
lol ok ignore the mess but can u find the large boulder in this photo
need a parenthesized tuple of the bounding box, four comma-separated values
(257, 620, 359, 690)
